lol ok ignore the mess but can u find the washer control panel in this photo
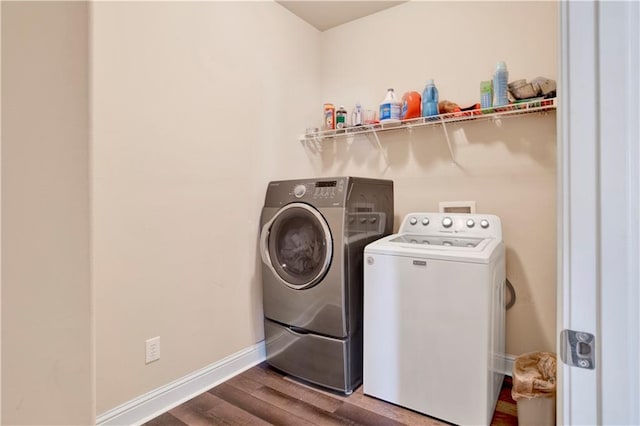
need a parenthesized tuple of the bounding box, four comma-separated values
(400, 212, 502, 240)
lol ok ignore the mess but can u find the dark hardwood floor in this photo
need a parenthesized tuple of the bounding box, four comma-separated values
(144, 362, 518, 426)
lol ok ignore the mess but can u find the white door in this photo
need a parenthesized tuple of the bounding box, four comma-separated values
(559, 1, 640, 424)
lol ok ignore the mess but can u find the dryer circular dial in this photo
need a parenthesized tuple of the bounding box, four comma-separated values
(442, 217, 453, 228)
(293, 184, 306, 198)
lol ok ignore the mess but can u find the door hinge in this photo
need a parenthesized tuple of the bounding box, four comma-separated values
(560, 329, 595, 369)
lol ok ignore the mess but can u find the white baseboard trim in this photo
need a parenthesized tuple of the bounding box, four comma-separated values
(96, 340, 266, 426)
(503, 353, 516, 377)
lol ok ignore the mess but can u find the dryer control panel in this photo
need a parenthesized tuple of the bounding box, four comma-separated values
(264, 177, 347, 207)
(400, 212, 502, 241)
(291, 181, 340, 199)
(311, 180, 341, 199)
(288, 179, 346, 206)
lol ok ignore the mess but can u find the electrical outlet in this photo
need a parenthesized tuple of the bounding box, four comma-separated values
(145, 336, 160, 364)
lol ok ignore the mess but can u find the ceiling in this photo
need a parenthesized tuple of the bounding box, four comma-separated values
(276, 1, 407, 32)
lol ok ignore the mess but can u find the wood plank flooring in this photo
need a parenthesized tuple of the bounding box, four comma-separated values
(144, 362, 518, 426)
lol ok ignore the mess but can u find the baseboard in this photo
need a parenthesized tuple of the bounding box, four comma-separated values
(503, 353, 516, 377)
(96, 341, 266, 426)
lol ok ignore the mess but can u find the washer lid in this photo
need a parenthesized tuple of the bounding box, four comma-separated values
(365, 233, 502, 263)
(389, 234, 486, 248)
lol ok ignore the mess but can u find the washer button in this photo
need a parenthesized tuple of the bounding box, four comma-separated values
(409, 217, 418, 225)
(480, 219, 490, 229)
(421, 218, 430, 226)
(466, 219, 475, 228)
(442, 217, 453, 228)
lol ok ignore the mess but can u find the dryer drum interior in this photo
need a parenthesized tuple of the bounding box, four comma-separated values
(266, 204, 332, 289)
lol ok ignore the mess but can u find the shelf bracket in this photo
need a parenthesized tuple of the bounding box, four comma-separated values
(301, 136, 323, 153)
(365, 130, 389, 166)
(440, 121, 459, 165)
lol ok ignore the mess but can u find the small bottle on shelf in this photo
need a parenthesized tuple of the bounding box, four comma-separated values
(336, 105, 348, 129)
(480, 80, 493, 109)
(323, 103, 335, 130)
(421, 79, 439, 117)
(351, 102, 363, 126)
(379, 88, 401, 122)
(493, 61, 509, 107)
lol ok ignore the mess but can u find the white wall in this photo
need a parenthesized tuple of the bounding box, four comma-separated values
(287, 1, 558, 356)
(1, 2, 93, 424)
(91, 1, 320, 413)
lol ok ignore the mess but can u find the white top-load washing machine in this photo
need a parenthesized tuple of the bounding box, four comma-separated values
(363, 213, 505, 425)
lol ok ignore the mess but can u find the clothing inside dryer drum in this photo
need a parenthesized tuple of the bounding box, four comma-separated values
(276, 216, 326, 279)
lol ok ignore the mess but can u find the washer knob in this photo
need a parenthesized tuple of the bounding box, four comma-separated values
(466, 219, 475, 228)
(421, 218, 430, 226)
(442, 217, 453, 228)
(480, 219, 490, 229)
(409, 217, 418, 225)
(293, 184, 306, 198)
(370, 217, 378, 224)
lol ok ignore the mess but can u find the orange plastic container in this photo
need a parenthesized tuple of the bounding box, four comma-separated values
(401, 91, 422, 120)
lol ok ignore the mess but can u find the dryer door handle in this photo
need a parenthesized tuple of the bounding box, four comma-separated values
(260, 222, 271, 266)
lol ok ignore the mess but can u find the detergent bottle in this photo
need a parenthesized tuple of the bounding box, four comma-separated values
(379, 88, 401, 122)
(421, 79, 439, 117)
(493, 61, 509, 106)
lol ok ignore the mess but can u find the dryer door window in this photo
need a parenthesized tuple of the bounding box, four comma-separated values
(265, 203, 332, 290)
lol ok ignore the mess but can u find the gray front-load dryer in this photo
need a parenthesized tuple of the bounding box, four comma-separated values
(260, 177, 393, 394)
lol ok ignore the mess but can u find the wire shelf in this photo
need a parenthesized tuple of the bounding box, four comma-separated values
(299, 97, 557, 143)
